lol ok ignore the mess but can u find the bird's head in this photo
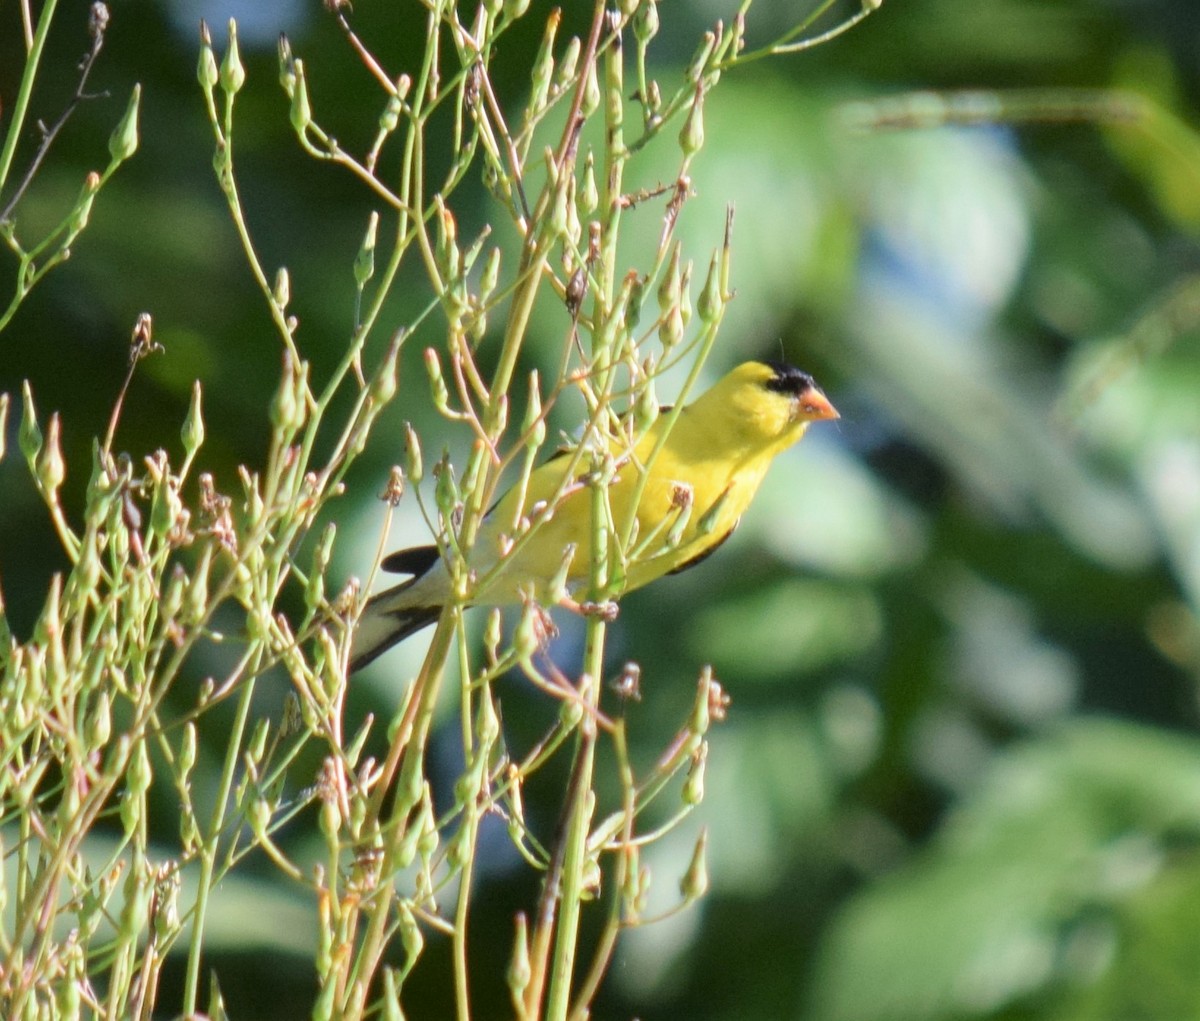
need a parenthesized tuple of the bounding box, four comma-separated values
(694, 361, 839, 454)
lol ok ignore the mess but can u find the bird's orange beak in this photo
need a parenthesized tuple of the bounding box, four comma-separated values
(798, 387, 839, 422)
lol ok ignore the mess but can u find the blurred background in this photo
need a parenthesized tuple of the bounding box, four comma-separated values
(4, 0, 1200, 1018)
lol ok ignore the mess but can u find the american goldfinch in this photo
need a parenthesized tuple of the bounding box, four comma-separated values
(351, 361, 838, 671)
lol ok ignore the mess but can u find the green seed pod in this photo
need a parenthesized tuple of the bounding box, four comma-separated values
(107, 84, 141, 166)
(679, 828, 709, 900)
(181, 381, 205, 458)
(86, 691, 112, 747)
(424, 348, 451, 414)
(580, 150, 598, 213)
(319, 795, 341, 843)
(434, 196, 460, 280)
(633, 0, 659, 43)
(659, 305, 684, 349)
(249, 797, 272, 843)
(581, 61, 600, 117)
(398, 900, 425, 965)
(679, 260, 694, 325)
(417, 801, 440, 859)
(658, 244, 681, 313)
(697, 251, 722, 323)
(523, 370, 545, 449)
(127, 739, 153, 797)
(185, 546, 212, 626)
(479, 246, 502, 302)
(433, 456, 460, 519)
(513, 604, 539, 664)
(633, 377, 659, 434)
(66, 172, 100, 242)
(248, 717, 270, 764)
(370, 332, 402, 405)
(117, 858, 152, 943)
(37, 413, 65, 496)
(546, 543, 576, 604)
(149, 472, 182, 540)
(273, 267, 290, 310)
(220, 19, 246, 96)
(355, 211, 379, 287)
(290, 59, 312, 136)
(679, 92, 705, 156)
(508, 913, 531, 997)
(624, 273, 645, 333)
(380, 90, 402, 134)
(404, 423, 423, 483)
(529, 17, 556, 113)
(557, 37, 581, 88)
(199, 22, 219, 92)
(547, 162, 570, 239)
(686, 31, 716, 84)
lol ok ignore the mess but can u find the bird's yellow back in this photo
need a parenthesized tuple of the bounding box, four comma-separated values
(473, 362, 834, 603)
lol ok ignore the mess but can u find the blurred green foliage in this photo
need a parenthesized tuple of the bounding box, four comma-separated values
(3, 0, 1200, 1018)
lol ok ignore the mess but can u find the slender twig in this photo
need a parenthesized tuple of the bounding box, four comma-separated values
(0, 2, 110, 223)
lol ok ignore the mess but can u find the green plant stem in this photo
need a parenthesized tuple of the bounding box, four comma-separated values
(181, 663, 260, 1015)
(344, 615, 456, 1018)
(543, 641, 603, 1021)
(0, 0, 57, 196)
(452, 812, 479, 1021)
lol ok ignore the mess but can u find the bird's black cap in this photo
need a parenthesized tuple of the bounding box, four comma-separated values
(760, 361, 817, 396)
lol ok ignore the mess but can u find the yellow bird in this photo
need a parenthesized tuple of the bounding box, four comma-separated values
(350, 361, 838, 671)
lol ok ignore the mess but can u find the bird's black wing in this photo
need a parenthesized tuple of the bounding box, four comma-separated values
(666, 520, 738, 575)
(380, 544, 441, 577)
